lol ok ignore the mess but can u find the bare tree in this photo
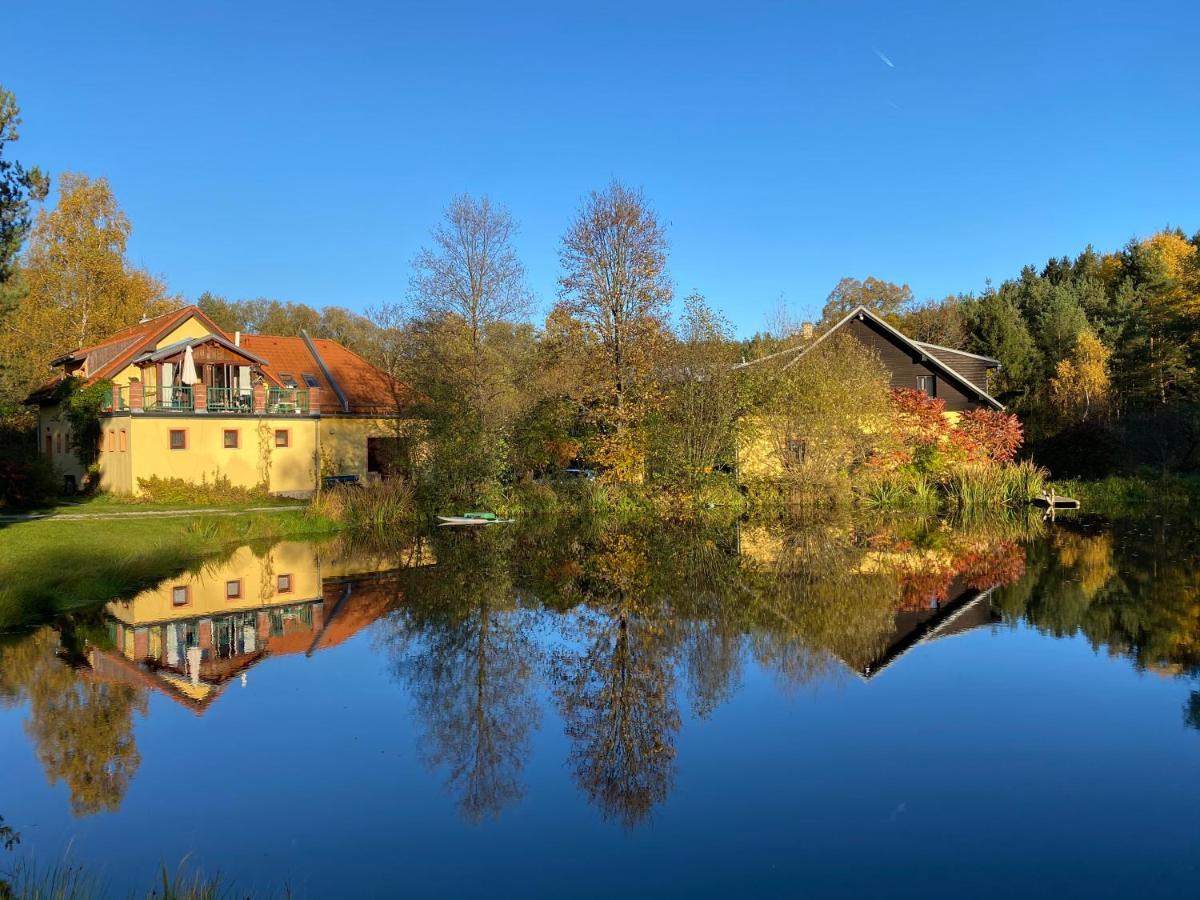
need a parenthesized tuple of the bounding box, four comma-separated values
(557, 181, 672, 413)
(409, 195, 533, 415)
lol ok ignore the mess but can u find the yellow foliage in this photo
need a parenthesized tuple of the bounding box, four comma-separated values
(0, 173, 173, 399)
(1050, 330, 1111, 423)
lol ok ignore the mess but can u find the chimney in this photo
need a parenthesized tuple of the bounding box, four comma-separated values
(234, 331, 241, 347)
(801, 322, 814, 340)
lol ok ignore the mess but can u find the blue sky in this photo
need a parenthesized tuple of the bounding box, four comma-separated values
(6, 0, 1200, 335)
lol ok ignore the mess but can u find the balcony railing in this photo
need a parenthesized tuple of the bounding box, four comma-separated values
(267, 387, 309, 415)
(207, 386, 254, 413)
(100, 385, 130, 412)
(99, 383, 315, 415)
(144, 385, 194, 411)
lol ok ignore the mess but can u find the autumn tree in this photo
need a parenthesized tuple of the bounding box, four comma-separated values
(759, 334, 894, 494)
(1049, 330, 1112, 424)
(558, 181, 671, 415)
(647, 294, 745, 485)
(557, 182, 671, 479)
(408, 195, 533, 419)
(0, 174, 171, 416)
(819, 276, 912, 326)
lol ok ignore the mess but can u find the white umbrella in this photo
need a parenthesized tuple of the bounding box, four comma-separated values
(181, 344, 199, 385)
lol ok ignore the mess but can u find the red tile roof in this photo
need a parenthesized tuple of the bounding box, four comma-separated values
(29, 305, 412, 414)
(240, 334, 411, 415)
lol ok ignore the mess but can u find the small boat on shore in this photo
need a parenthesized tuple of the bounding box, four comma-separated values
(437, 512, 514, 527)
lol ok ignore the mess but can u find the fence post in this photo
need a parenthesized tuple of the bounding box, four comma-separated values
(253, 384, 266, 414)
(129, 380, 144, 412)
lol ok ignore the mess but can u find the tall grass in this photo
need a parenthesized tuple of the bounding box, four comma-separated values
(310, 479, 416, 529)
(942, 460, 1046, 511)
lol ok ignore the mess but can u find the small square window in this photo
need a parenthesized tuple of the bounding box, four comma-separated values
(223, 429, 239, 449)
(277, 574, 292, 593)
(169, 429, 187, 450)
(226, 579, 243, 600)
(274, 429, 290, 448)
(172, 585, 189, 606)
(916, 375, 935, 397)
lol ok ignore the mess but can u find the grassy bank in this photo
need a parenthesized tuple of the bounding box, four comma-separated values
(1046, 474, 1200, 513)
(0, 507, 338, 630)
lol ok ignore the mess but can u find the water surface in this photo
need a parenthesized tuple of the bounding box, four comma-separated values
(1, 513, 1197, 897)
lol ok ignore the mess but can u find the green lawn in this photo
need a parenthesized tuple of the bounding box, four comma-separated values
(0, 508, 336, 630)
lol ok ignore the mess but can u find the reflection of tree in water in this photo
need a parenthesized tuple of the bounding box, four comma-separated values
(552, 533, 681, 828)
(1185, 691, 1200, 731)
(381, 529, 541, 823)
(995, 517, 1200, 677)
(0, 628, 145, 817)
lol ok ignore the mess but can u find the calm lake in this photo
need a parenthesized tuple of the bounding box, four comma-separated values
(1, 511, 1198, 898)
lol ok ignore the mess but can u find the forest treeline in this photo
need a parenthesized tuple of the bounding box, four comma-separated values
(1, 80, 1196, 504)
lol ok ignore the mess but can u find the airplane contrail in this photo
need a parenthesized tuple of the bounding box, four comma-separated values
(873, 47, 895, 68)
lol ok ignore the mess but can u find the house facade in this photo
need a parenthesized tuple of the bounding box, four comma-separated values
(27, 306, 415, 496)
(735, 305, 1005, 480)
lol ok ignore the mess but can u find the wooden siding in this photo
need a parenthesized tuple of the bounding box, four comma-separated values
(841, 318, 989, 412)
(915, 344, 996, 394)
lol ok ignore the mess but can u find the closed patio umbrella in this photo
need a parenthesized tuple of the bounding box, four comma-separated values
(181, 344, 199, 385)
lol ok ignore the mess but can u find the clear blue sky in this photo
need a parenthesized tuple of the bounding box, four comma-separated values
(6, 0, 1200, 335)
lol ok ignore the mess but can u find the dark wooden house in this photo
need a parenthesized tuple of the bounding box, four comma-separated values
(742, 305, 1004, 412)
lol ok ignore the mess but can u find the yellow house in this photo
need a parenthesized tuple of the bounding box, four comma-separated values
(27, 306, 418, 497)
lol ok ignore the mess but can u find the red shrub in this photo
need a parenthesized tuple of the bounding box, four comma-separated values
(954, 409, 1024, 464)
(890, 388, 947, 447)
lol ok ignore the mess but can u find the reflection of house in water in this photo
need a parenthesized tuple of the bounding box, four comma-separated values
(85, 541, 430, 712)
(845, 582, 999, 680)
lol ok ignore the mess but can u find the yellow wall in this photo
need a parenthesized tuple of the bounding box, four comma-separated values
(37, 402, 86, 485)
(104, 315, 220, 387)
(107, 542, 323, 625)
(156, 316, 215, 349)
(97, 416, 134, 494)
(319, 416, 410, 479)
(124, 415, 319, 496)
(737, 415, 788, 481)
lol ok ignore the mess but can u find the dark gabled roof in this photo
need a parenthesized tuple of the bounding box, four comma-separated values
(736, 305, 1005, 411)
(913, 341, 1001, 369)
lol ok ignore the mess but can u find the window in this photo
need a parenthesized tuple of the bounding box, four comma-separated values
(171, 585, 190, 607)
(302, 373, 320, 388)
(279, 372, 297, 388)
(56, 433, 63, 454)
(274, 429, 290, 448)
(225, 579, 243, 600)
(916, 375, 935, 397)
(277, 574, 293, 594)
(119, 430, 127, 452)
(98, 432, 106, 454)
(169, 429, 187, 450)
(223, 429, 239, 449)
(785, 438, 807, 464)
(107, 430, 115, 452)
(45, 432, 52, 457)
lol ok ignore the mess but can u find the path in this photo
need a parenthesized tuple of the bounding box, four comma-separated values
(0, 505, 304, 524)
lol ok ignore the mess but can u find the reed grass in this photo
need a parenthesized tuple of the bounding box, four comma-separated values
(310, 478, 416, 529)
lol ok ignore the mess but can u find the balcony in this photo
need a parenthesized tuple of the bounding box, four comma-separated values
(101, 383, 319, 416)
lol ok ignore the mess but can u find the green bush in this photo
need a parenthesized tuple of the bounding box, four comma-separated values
(134, 474, 271, 505)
